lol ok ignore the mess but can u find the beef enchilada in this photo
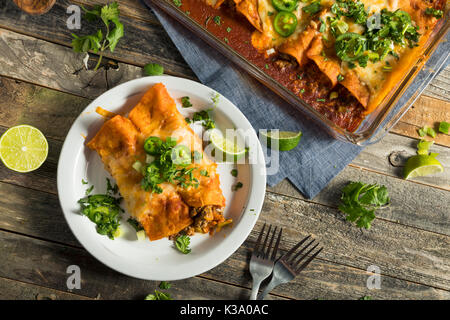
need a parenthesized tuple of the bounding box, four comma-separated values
(169, 0, 446, 132)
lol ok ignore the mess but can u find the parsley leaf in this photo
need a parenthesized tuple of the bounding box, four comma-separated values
(175, 235, 191, 254)
(338, 182, 389, 229)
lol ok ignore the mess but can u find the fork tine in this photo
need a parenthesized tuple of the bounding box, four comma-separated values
(289, 239, 315, 263)
(270, 227, 283, 260)
(296, 247, 323, 273)
(283, 235, 311, 261)
(260, 224, 272, 257)
(253, 223, 266, 256)
(264, 226, 277, 259)
(293, 242, 319, 267)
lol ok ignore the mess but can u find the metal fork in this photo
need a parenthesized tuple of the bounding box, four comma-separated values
(249, 223, 283, 300)
(257, 235, 323, 300)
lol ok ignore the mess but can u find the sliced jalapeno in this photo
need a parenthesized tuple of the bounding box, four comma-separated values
(144, 136, 162, 155)
(171, 144, 192, 166)
(335, 32, 367, 62)
(272, 0, 299, 12)
(274, 11, 298, 37)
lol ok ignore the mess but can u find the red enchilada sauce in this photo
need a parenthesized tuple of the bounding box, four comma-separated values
(178, 0, 365, 132)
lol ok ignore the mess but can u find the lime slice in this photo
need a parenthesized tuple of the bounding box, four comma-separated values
(403, 155, 444, 179)
(210, 129, 246, 161)
(0, 125, 48, 173)
(260, 130, 302, 151)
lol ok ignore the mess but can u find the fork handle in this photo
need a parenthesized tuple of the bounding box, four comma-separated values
(250, 278, 263, 300)
(257, 277, 283, 300)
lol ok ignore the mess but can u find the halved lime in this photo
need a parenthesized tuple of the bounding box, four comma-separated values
(0, 125, 48, 173)
(403, 155, 444, 179)
(210, 129, 246, 161)
(260, 130, 302, 151)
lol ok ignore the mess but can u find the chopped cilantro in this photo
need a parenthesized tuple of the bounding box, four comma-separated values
(231, 169, 238, 177)
(181, 96, 192, 108)
(232, 182, 243, 191)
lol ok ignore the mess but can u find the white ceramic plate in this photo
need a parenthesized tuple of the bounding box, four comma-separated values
(57, 76, 266, 281)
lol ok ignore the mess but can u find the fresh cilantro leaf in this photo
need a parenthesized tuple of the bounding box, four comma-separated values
(230, 169, 238, 177)
(71, 2, 123, 71)
(338, 181, 389, 229)
(232, 182, 243, 191)
(85, 185, 94, 195)
(303, 2, 322, 15)
(175, 235, 191, 254)
(181, 96, 193, 108)
(81, 179, 88, 185)
(144, 63, 164, 76)
(159, 281, 171, 290)
(145, 290, 172, 300)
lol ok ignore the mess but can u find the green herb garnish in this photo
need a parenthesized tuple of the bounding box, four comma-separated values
(78, 180, 124, 239)
(302, 1, 322, 15)
(232, 182, 243, 191)
(191, 110, 216, 130)
(159, 281, 172, 290)
(175, 235, 192, 254)
(173, 0, 182, 7)
(425, 8, 443, 19)
(144, 63, 164, 76)
(71, 2, 124, 71)
(145, 290, 172, 300)
(231, 169, 238, 177)
(181, 96, 192, 108)
(338, 181, 390, 229)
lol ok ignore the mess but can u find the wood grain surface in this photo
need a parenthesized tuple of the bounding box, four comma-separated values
(0, 0, 448, 300)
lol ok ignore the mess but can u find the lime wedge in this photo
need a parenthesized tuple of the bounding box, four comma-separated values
(0, 125, 48, 173)
(403, 155, 444, 180)
(210, 129, 246, 161)
(260, 130, 302, 151)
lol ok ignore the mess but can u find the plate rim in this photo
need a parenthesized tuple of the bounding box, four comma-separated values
(57, 75, 266, 280)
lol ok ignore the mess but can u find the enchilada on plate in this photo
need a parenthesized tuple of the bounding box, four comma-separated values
(168, 0, 446, 132)
(87, 83, 227, 241)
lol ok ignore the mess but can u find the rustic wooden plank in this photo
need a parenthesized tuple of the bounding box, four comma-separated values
(0, 0, 194, 79)
(0, 228, 447, 300)
(389, 96, 450, 147)
(0, 176, 448, 291)
(0, 230, 285, 300)
(258, 193, 450, 290)
(0, 0, 449, 101)
(353, 133, 450, 189)
(207, 242, 450, 300)
(0, 76, 449, 234)
(268, 165, 450, 236)
(0, 277, 91, 300)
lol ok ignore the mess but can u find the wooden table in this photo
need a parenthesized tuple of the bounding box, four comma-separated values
(0, 0, 449, 300)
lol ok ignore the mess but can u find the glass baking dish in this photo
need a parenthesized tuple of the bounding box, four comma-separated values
(144, 0, 449, 145)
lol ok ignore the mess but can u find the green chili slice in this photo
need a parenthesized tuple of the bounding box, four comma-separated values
(274, 11, 298, 37)
(335, 32, 367, 62)
(272, 0, 299, 12)
(144, 136, 162, 155)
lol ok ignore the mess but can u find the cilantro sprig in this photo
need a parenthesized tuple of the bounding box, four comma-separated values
(71, 2, 124, 71)
(338, 182, 390, 229)
(175, 235, 192, 254)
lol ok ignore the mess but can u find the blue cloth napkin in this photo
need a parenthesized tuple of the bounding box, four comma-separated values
(143, 2, 449, 199)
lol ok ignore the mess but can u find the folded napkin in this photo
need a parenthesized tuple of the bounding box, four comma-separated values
(143, 2, 449, 199)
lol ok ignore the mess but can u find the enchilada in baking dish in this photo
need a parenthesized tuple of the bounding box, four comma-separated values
(87, 83, 227, 241)
(170, 0, 445, 131)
